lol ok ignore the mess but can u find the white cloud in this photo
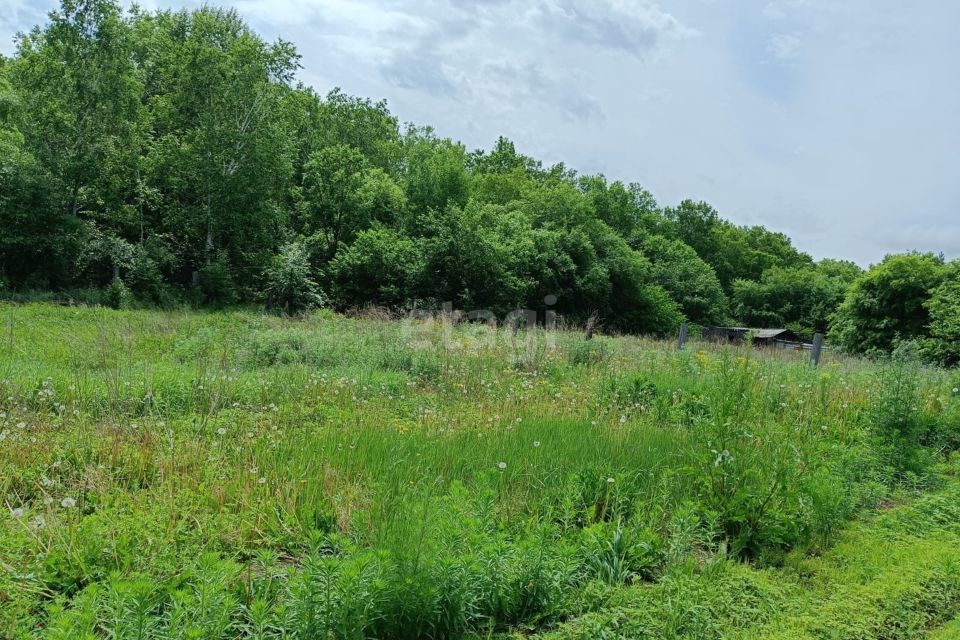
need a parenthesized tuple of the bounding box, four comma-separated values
(767, 32, 801, 60)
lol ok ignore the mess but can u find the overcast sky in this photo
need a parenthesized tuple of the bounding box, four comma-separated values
(3, 0, 958, 265)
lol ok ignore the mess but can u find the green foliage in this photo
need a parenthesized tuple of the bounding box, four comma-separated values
(688, 352, 829, 556)
(104, 276, 131, 309)
(833, 252, 947, 355)
(642, 235, 728, 326)
(125, 240, 174, 305)
(732, 260, 860, 339)
(923, 261, 960, 367)
(403, 127, 470, 214)
(329, 227, 423, 308)
(0, 119, 80, 288)
(869, 349, 935, 478)
(264, 241, 325, 315)
(416, 202, 526, 312)
(199, 251, 238, 307)
(300, 144, 370, 258)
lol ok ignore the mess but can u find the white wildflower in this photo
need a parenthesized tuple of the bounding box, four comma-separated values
(60, 497, 76, 508)
(498, 462, 507, 471)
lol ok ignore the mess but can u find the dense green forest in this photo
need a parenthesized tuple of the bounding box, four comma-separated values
(1, 0, 958, 363)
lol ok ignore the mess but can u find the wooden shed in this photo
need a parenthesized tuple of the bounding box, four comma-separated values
(702, 327, 803, 348)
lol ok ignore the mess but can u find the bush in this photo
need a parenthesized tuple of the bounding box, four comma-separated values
(199, 252, 238, 307)
(125, 246, 166, 304)
(923, 262, 960, 367)
(832, 253, 947, 355)
(329, 228, 422, 309)
(869, 348, 934, 479)
(104, 277, 131, 310)
(264, 241, 325, 315)
(689, 353, 824, 556)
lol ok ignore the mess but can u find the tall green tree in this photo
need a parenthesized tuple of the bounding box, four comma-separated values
(403, 127, 469, 214)
(13, 0, 144, 226)
(923, 261, 960, 367)
(135, 6, 298, 285)
(0, 70, 80, 287)
(643, 235, 728, 326)
(832, 253, 947, 355)
(299, 144, 368, 258)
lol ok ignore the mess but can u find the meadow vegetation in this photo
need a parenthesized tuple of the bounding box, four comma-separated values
(2, 303, 960, 638)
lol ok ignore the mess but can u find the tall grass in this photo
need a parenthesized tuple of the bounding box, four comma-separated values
(0, 303, 957, 637)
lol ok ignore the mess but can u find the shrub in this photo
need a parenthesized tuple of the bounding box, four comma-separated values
(869, 348, 934, 478)
(199, 251, 238, 307)
(923, 262, 960, 367)
(689, 353, 822, 556)
(582, 520, 663, 585)
(264, 241, 326, 315)
(329, 228, 423, 309)
(125, 246, 166, 304)
(832, 252, 947, 355)
(104, 277, 131, 309)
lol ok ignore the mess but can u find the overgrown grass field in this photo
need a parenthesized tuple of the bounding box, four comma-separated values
(2, 304, 960, 638)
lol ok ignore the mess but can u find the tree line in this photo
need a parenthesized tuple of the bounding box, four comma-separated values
(0, 0, 957, 365)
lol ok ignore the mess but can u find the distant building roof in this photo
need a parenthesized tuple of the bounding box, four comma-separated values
(703, 327, 802, 342)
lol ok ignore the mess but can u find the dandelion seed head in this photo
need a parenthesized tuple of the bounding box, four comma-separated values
(10, 507, 24, 518)
(498, 462, 507, 471)
(216, 428, 226, 436)
(60, 497, 76, 509)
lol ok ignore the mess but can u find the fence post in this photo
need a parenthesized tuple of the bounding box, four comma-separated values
(584, 312, 597, 341)
(677, 323, 688, 350)
(811, 333, 825, 366)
